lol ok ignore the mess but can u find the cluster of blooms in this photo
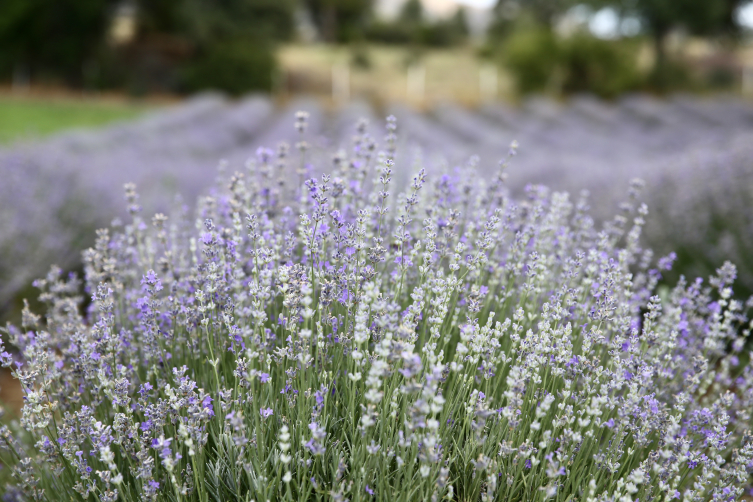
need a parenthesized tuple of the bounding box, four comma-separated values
(1, 110, 752, 501)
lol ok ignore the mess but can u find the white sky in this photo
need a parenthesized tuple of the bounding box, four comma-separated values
(739, 3, 753, 27)
(453, 0, 494, 8)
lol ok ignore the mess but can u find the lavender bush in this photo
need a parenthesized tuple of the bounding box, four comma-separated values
(1, 113, 752, 502)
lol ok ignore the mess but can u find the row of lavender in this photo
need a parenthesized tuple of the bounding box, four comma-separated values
(1, 94, 752, 309)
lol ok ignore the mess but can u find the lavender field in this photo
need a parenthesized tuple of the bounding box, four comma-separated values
(1, 93, 752, 315)
(2, 93, 753, 501)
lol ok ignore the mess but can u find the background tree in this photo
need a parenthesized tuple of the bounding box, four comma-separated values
(597, 0, 751, 89)
(423, 7, 470, 47)
(125, 0, 296, 94)
(489, 0, 578, 33)
(399, 0, 424, 26)
(303, 0, 373, 42)
(0, 0, 119, 85)
(617, 0, 727, 66)
(134, 0, 295, 44)
(448, 7, 470, 40)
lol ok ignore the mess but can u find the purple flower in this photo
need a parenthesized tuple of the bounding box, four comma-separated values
(202, 395, 215, 417)
(141, 270, 163, 291)
(315, 389, 326, 406)
(259, 373, 271, 383)
(260, 407, 273, 419)
(139, 382, 153, 397)
(394, 256, 413, 267)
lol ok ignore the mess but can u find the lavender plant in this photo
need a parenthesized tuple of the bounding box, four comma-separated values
(2, 112, 753, 502)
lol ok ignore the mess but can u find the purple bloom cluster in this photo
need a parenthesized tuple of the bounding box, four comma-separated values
(0, 108, 752, 502)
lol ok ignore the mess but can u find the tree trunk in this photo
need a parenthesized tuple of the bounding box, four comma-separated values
(12, 62, 31, 92)
(323, 5, 337, 43)
(653, 28, 667, 70)
(650, 25, 673, 92)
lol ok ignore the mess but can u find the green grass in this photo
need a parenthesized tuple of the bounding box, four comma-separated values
(0, 96, 149, 144)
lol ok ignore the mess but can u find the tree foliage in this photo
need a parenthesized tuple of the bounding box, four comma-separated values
(611, 0, 744, 38)
(128, 0, 295, 94)
(491, 0, 578, 30)
(0, 0, 119, 84)
(399, 0, 424, 26)
(303, 0, 373, 42)
(597, 0, 750, 89)
(134, 0, 296, 45)
(364, 0, 467, 47)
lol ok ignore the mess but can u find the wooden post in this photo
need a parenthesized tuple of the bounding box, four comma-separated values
(332, 63, 350, 104)
(407, 63, 425, 104)
(479, 63, 497, 102)
(743, 64, 753, 98)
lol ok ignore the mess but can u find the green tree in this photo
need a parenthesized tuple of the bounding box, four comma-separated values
(0, 0, 118, 85)
(128, 0, 295, 94)
(422, 7, 470, 47)
(596, 0, 750, 89)
(618, 0, 728, 65)
(490, 0, 577, 31)
(134, 0, 295, 43)
(449, 7, 470, 39)
(304, 0, 373, 42)
(399, 0, 424, 26)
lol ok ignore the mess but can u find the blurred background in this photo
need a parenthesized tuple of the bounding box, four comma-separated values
(3, 0, 753, 106)
(3, 0, 753, 410)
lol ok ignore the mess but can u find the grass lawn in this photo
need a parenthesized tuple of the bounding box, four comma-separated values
(0, 95, 150, 144)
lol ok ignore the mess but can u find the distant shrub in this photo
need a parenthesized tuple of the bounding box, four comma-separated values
(502, 29, 644, 98)
(419, 21, 465, 48)
(560, 34, 644, 99)
(365, 13, 467, 48)
(182, 38, 276, 95)
(364, 22, 414, 45)
(502, 27, 562, 94)
(648, 59, 696, 94)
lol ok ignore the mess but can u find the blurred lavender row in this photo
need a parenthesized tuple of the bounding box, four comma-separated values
(2, 93, 753, 309)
